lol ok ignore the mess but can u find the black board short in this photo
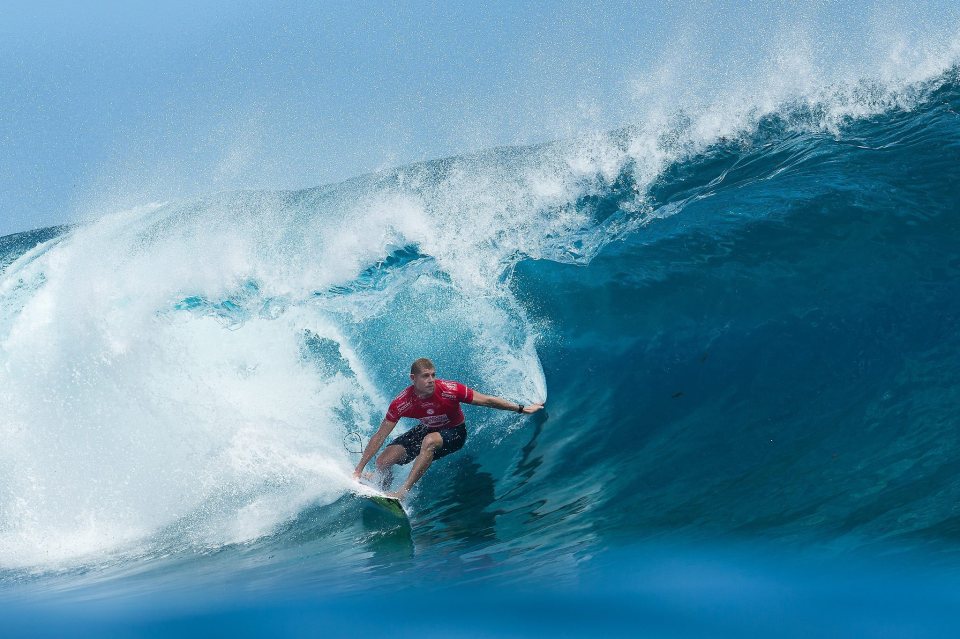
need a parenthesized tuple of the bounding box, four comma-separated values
(388, 423, 467, 465)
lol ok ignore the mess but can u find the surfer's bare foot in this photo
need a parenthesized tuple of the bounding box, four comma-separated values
(386, 489, 408, 501)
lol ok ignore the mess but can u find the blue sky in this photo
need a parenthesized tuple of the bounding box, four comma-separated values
(1, 1, 957, 236)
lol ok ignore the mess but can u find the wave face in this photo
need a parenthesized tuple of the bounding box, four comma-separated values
(1, 63, 960, 631)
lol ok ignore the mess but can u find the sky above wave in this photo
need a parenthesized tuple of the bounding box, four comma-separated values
(1, 0, 957, 236)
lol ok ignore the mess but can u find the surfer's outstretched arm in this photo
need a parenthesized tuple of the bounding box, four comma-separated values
(353, 419, 397, 479)
(470, 392, 544, 415)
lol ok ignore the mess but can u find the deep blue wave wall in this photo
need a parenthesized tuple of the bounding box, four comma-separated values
(513, 71, 960, 550)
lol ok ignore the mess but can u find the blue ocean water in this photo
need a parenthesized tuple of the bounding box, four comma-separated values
(1, 65, 959, 636)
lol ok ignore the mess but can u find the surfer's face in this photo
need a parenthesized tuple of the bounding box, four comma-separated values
(411, 368, 436, 396)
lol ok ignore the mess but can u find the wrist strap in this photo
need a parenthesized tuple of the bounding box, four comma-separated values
(516, 404, 524, 413)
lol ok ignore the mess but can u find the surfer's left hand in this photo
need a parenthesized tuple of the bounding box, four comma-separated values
(521, 403, 545, 414)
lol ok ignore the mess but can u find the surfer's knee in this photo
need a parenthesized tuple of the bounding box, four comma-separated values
(421, 432, 443, 454)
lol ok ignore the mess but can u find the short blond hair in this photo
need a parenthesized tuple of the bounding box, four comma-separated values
(410, 358, 435, 375)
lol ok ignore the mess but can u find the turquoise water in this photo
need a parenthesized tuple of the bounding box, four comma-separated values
(1, 66, 959, 636)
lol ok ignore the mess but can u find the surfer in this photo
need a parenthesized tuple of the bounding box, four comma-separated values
(352, 358, 544, 500)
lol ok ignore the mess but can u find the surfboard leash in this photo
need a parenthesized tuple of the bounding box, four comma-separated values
(343, 430, 365, 455)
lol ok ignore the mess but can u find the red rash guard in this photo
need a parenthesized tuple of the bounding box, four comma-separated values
(385, 379, 475, 429)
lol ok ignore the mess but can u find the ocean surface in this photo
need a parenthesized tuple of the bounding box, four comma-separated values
(2, 63, 960, 636)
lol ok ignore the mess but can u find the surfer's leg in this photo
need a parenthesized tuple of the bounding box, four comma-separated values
(375, 444, 407, 490)
(377, 425, 427, 489)
(390, 432, 443, 499)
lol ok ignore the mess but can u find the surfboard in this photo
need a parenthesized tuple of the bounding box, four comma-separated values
(359, 494, 410, 533)
(364, 495, 407, 519)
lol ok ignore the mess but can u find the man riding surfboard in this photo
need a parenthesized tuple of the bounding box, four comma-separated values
(352, 358, 544, 500)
